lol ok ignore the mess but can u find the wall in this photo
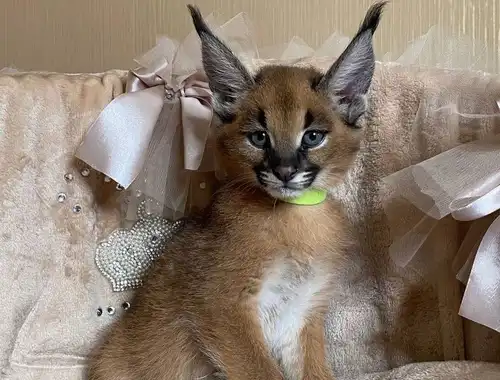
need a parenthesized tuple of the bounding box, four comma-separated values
(1, 0, 498, 73)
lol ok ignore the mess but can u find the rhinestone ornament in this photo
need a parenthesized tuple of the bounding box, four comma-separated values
(73, 205, 82, 213)
(122, 302, 131, 310)
(81, 168, 90, 177)
(199, 182, 206, 189)
(57, 193, 67, 203)
(96, 307, 103, 316)
(104, 176, 111, 183)
(107, 306, 115, 315)
(116, 184, 124, 191)
(165, 89, 174, 100)
(95, 201, 184, 292)
(64, 173, 74, 182)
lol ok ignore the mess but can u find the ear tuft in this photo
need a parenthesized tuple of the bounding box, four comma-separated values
(187, 5, 254, 123)
(357, 1, 386, 36)
(317, 1, 386, 128)
(187, 5, 211, 39)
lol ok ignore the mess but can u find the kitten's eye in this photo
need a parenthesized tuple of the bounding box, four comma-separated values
(248, 131, 268, 149)
(301, 130, 326, 148)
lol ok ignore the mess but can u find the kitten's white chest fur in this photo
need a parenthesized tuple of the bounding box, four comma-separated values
(257, 258, 331, 380)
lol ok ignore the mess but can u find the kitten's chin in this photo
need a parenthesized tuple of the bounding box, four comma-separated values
(265, 186, 305, 201)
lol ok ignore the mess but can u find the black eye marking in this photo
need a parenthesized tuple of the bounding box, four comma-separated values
(257, 108, 267, 129)
(304, 110, 314, 129)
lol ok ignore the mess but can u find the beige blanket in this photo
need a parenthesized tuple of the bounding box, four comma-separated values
(0, 71, 130, 380)
(1, 64, 500, 380)
(323, 62, 500, 378)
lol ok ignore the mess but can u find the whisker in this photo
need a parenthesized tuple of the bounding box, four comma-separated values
(272, 197, 278, 214)
(212, 174, 253, 197)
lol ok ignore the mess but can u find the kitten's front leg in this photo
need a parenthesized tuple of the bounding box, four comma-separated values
(201, 307, 284, 380)
(301, 313, 335, 380)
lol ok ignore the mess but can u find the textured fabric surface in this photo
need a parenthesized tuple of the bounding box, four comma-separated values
(324, 62, 500, 377)
(0, 71, 133, 379)
(350, 361, 500, 380)
(1, 64, 500, 380)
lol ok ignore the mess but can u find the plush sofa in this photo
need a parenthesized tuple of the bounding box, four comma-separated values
(1, 58, 500, 380)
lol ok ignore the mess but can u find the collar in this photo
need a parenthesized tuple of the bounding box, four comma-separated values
(281, 188, 328, 205)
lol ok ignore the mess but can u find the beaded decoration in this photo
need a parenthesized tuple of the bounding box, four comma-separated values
(95, 200, 184, 292)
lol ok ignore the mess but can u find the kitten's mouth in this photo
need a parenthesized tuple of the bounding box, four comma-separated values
(256, 170, 319, 200)
(262, 178, 316, 200)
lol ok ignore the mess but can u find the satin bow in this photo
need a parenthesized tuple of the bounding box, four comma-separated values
(75, 36, 214, 217)
(383, 128, 500, 333)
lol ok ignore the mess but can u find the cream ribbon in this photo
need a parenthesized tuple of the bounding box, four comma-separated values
(76, 48, 213, 188)
(383, 129, 500, 333)
(75, 37, 214, 217)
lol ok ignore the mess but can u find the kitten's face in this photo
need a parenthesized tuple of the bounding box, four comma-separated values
(216, 66, 362, 199)
(188, 2, 384, 199)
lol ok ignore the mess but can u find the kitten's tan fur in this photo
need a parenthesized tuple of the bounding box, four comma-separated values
(89, 3, 385, 380)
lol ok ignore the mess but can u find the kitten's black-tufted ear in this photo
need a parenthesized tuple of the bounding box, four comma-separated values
(317, 1, 386, 127)
(188, 5, 254, 123)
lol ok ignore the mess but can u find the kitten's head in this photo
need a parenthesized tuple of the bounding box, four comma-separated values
(188, 3, 385, 200)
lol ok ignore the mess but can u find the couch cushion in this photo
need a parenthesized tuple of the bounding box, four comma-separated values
(0, 71, 133, 377)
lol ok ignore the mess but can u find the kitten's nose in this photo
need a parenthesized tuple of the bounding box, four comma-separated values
(273, 166, 298, 182)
